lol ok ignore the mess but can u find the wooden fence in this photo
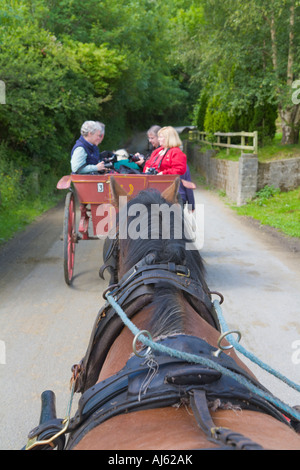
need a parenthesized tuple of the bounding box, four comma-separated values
(188, 130, 258, 155)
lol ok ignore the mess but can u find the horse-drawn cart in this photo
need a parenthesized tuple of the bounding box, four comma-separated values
(57, 173, 177, 285)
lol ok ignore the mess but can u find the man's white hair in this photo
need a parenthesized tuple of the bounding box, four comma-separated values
(81, 121, 105, 136)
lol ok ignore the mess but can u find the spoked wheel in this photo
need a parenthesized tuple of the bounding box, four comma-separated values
(63, 190, 76, 285)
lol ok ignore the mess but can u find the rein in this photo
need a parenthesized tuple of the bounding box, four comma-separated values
(105, 292, 300, 424)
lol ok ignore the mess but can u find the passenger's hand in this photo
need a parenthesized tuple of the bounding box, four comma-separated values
(96, 161, 105, 171)
(135, 154, 145, 166)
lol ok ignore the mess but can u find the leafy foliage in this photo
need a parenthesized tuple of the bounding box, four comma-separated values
(171, 0, 300, 143)
(0, 0, 191, 162)
(0, 0, 193, 242)
(0, 19, 128, 164)
(254, 185, 281, 206)
(1, 0, 300, 243)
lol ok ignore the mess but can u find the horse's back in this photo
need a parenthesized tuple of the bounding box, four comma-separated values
(73, 407, 300, 450)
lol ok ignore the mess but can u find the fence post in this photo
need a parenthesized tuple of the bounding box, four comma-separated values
(227, 136, 231, 155)
(253, 131, 258, 154)
(241, 133, 245, 149)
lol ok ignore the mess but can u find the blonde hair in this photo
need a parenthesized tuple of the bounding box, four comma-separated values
(158, 126, 182, 148)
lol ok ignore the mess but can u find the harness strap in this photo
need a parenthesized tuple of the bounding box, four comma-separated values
(73, 293, 154, 393)
(114, 266, 217, 325)
(65, 335, 290, 450)
(75, 259, 220, 394)
(190, 390, 264, 450)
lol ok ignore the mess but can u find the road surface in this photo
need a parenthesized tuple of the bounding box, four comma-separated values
(0, 172, 300, 450)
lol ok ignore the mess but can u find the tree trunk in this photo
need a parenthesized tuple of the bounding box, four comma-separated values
(279, 105, 300, 144)
(280, 123, 299, 145)
(287, 2, 295, 87)
(279, 2, 299, 144)
(266, 2, 299, 144)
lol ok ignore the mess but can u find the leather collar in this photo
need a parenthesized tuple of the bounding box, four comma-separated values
(74, 256, 220, 393)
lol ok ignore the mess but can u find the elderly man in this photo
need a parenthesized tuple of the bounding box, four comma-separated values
(71, 121, 106, 174)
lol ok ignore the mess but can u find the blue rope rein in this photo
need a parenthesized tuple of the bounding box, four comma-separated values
(213, 299, 300, 394)
(105, 293, 300, 422)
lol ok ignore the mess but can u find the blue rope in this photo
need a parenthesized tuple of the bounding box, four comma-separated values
(106, 293, 300, 422)
(213, 299, 300, 394)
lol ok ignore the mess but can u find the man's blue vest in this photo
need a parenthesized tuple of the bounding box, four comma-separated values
(71, 136, 100, 167)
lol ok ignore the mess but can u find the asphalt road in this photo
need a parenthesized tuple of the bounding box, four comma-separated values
(196, 188, 300, 407)
(1, 165, 300, 450)
(0, 200, 109, 450)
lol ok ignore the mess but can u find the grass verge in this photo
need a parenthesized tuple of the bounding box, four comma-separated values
(0, 192, 63, 246)
(190, 163, 300, 239)
(231, 186, 300, 239)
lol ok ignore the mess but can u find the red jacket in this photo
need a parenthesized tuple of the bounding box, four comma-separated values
(143, 146, 187, 175)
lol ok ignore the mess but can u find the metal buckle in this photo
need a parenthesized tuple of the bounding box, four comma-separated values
(176, 267, 190, 277)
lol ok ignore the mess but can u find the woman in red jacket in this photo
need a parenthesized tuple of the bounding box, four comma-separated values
(143, 126, 187, 175)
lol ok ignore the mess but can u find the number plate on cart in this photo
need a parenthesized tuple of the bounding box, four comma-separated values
(97, 183, 104, 192)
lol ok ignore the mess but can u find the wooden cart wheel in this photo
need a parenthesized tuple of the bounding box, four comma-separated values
(63, 191, 76, 285)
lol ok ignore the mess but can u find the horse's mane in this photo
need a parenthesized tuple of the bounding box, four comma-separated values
(117, 189, 208, 337)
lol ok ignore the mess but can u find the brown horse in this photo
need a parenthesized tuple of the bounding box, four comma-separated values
(61, 177, 300, 451)
(28, 177, 300, 450)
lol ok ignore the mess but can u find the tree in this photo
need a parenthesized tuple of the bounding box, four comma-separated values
(0, 19, 126, 169)
(0, 0, 193, 163)
(229, 0, 300, 144)
(35, 0, 191, 129)
(169, 0, 300, 144)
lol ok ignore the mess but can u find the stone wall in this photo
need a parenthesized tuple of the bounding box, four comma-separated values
(257, 158, 300, 191)
(184, 141, 300, 205)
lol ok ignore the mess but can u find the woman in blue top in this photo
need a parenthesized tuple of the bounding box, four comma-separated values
(179, 165, 195, 212)
(71, 121, 106, 174)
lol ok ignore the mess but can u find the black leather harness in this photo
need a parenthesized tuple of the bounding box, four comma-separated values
(75, 254, 221, 394)
(25, 250, 299, 450)
(65, 335, 290, 450)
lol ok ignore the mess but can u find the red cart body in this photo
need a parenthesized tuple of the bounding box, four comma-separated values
(57, 173, 177, 284)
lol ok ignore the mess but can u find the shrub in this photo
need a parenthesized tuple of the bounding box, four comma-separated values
(204, 95, 235, 134)
(0, 143, 23, 210)
(254, 185, 280, 206)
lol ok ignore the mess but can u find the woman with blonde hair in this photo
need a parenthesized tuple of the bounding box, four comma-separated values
(143, 126, 187, 175)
